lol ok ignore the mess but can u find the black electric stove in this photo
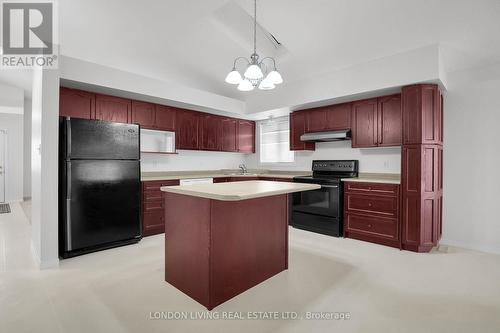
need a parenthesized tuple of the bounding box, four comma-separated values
(290, 160, 359, 236)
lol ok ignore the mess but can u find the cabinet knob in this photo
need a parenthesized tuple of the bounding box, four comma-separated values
(368, 202, 373, 207)
(368, 224, 372, 228)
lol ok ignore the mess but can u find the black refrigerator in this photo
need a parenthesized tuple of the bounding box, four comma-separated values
(59, 117, 142, 258)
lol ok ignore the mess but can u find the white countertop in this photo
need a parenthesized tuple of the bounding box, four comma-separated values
(161, 180, 320, 201)
(341, 173, 401, 184)
(141, 172, 309, 182)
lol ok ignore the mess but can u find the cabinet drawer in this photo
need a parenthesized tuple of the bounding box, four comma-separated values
(346, 193, 398, 217)
(144, 191, 163, 201)
(144, 200, 163, 211)
(143, 181, 163, 191)
(345, 182, 399, 195)
(345, 213, 398, 240)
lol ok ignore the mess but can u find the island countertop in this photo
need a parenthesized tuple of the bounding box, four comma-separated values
(161, 180, 320, 201)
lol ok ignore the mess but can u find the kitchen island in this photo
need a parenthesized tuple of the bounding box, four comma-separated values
(160, 180, 320, 310)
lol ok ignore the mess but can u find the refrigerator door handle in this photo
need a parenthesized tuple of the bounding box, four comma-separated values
(66, 162, 72, 251)
(66, 118, 72, 159)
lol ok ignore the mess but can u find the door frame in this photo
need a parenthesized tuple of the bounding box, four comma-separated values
(0, 129, 6, 203)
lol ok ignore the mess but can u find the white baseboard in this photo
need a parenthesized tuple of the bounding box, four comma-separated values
(440, 238, 500, 255)
(30, 241, 60, 269)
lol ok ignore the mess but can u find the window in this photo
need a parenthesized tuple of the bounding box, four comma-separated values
(259, 116, 294, 163)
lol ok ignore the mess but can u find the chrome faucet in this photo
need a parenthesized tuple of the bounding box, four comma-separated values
(239, 164, 248, 174)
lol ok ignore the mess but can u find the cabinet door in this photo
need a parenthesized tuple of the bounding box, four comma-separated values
(59, 87, 95, 119)
(290, 112, 315, 151)
(378, 94, 402, 146)
(325, 103, 351, 130)
(200, 114, 221, 151)
(237, 120, 255, 153)
(306, 107, 327, 132)
(352, 98, 378, 148)
(95, 94, 131, 124)
(131, 101, 155, 129)
(176, 110, 199, 150)
(221, 118, 238, 152)
(155, 105, 176, 131)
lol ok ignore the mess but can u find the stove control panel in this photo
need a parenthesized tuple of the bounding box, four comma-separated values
(312, 160, 358, 173)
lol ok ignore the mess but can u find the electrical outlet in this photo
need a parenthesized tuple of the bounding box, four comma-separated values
(383, 160, 390, 169)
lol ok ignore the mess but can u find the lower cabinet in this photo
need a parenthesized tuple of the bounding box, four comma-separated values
(142, 180, 179, 236)
(343, 182, 400, 248)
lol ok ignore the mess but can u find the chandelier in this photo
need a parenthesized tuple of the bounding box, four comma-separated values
(225, 0, 283, 91)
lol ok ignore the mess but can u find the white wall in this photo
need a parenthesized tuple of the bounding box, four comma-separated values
(141, 150, 246, 172)
(31, 68, 60, 269)
(245, 121, 401, 173)
(245, 45, 444, 116)
(441, 62, 500, 255)
(23, 98, 32, 199)
(0, 112, 24, 202)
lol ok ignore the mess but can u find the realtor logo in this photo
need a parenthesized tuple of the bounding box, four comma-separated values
(1, 1, 58, 68)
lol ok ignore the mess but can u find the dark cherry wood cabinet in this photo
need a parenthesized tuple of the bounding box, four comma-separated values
(305, 107, 327, 132)
(352, 95, 401, 148)
(401, 84, 443, 253)
(402, 85, 442, 145)
(326, 103, 352, 130)
(60, 87, 255, 154)
(221, 118, 238, 152)
(142, 179, 180, 236)
(378, 95, 402, 146)
(305, 103, 351, 133)
(95, 94, 131, 124)
(344, 182, 400, 248)
(131, 101, 177, 132)
(237, 120, 255, 153)
(290, 111, 315, 151)
(59, 87, 95, 119)
(200, 114, 222, 151)
(155, 105, 176, 131)
(131, 101, 156, 129)
(176, 110, 200, 150)
(352, 98, 379, 148)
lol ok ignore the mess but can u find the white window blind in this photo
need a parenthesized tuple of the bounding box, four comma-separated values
(259, 117, 294, 163)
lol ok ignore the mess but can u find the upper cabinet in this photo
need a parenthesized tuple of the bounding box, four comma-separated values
(221, 117, 238, 152)
(59, 87, 255, 154)
(352, 95, 402, 148)
(131, 101, 155, 129)
(131, 102, 176, 131)
(200, 114, 222, 151)
(155, 105, 176, 131)
(378, 94, 402, 146)
(402, 85, 442, 145)
(237, 120, 255, 153)
(176, 109, 200, 150)
(352, 98, 379, 148)
(290, 111, 315, 151)
(326, 103, 351, 130)
(306, 103, 351, 132)
(60, 87, 95, 119)
(95, 94, 131, 124)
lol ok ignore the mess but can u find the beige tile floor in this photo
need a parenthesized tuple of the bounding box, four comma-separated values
(1, 202, 500, 333)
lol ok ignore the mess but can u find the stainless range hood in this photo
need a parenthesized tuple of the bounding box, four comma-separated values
(300, 129, 351, 142)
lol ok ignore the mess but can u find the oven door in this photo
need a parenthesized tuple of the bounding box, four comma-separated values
(292, 184, 340, 217)
(290, 183, 343, 237)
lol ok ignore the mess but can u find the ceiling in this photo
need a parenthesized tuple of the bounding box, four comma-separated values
(3, 0, 500, 102)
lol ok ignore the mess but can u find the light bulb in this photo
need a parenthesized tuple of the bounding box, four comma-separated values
(237, 79, 254, 91)
(258, 79, 275, 90)
(244, 64, 264, 80)
(225, 70, 242, 84)
(266, 70, 283, 84)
